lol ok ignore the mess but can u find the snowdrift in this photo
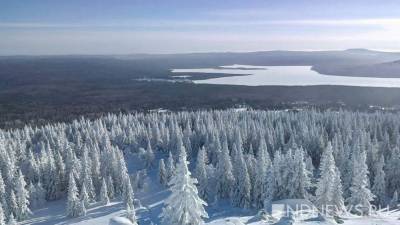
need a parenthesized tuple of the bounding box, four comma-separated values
(109, 217, 134, 225)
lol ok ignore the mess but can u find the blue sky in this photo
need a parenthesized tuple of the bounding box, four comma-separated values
(1, 0, 400, 55)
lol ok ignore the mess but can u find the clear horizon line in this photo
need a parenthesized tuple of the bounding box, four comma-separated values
(1, 48, 400, 57)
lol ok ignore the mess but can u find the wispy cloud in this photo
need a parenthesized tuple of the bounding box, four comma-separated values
(0, 18, 400, 28)
(1, 18, 400, 54)
(1, 18, 400, 29)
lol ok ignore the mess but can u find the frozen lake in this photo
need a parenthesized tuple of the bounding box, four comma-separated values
(172, 65, 400, 87)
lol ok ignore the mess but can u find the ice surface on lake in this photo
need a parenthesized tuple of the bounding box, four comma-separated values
(172, 64, 400, 87)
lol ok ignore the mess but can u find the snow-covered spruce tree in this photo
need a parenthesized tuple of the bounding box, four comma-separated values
(330, 168, 346, 215)
(315, 142, 345, 214)
(107, 176, 115, 200)
(216, 138, 234, 200)
(122, 174, 134, 209)
(0, 174, 7, 218)
(66, 172, 83, 218)
(28, 182, 46, 209)
(79, 200, 86, 217)
(8, 192, 17, 221)
(231, 144, 251, 209)
(372, 155, 387, 207)
(115, 149, 129, 196)
(245, 146, 257, 205)
(160, 144, 208, 225)
(386, 147, 400, 198)
(195, 147, 208, 202)
(253, 137, 271, 209)
(273, 148, 310, 200)
(14, 170, 31, 221)
(390, 190, 398, 209)
(81, 148, 96, 202)
(100, 178, 110, 205)
(7, 213, 16, 225)
(41, 142, 62, 201)
(290, 148, 311, 199)
(0, 203, 4, 225)
(158, 159, 168, 186)
(80, 184, 90, 208)
(54, 150, 67, 198)
(263, 164, 275, 213)
(145, 138, 155, 168)
(126, 204, 138, 225)
(347, 146, 375, 215)
(89, 147, 101, 194)
(166, 151, 175, 183)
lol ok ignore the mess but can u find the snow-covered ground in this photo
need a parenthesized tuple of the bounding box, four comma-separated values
(23, 194, 400, 225)
(22, 162, 400, 225)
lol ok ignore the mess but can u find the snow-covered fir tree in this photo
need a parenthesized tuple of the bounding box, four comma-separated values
(390, 190, 398, 209)
(126, 204, 138, 225)
(160, 143, 208, 225)
(80, 184, 90, 208)
(195, 147, 208, 201)
(216, 137, 234, 200)
(315, 142, 345, 214)
(14, 170, 31, 220)
(347, 145, 375, 215)
(7, 214, 16, 225)
(107, 176, 115, 200)
(66, 172, 84, 218)
(372, 155, 387, 206)
(100, 178, 109, 205)
(166, 151, 175, 183)
(231, 144, 251, 209)
(253, 136, 271, 209)
(145, 138, 155, 168)
(158, 159, 168, 186)
(28, 182, 46, 209)
(0, 203, 4, 225)
(122, 174, 134, 209)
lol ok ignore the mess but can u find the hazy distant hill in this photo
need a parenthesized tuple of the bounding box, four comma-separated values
(314, 58, 400, 78)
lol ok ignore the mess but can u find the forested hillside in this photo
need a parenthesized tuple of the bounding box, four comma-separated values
(0, 109, 399, 224)
(3, 50, 400, 129)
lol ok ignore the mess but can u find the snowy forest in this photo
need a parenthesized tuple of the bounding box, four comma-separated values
(0, 109, 400, 225)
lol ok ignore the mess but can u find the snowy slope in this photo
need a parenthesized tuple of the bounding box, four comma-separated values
(21, 153, 400, 225)
(22, 176, 400, 225)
